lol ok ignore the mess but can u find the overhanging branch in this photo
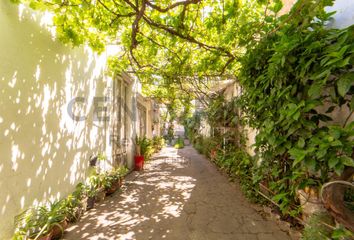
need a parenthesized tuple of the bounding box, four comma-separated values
(146, 0, 200, 13)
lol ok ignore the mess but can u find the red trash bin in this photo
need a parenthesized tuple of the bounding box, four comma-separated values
(134, 155, 144, 171)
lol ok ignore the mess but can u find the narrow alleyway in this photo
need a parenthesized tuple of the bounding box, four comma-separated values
(64, 146, 290, 240)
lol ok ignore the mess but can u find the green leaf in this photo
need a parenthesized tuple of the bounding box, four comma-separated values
(328, 157, 338, 168)
(337, 72, 354, 97)
(272, 192, 288, 202)
(289, 148, 306, 166)
(308, 82, 323, 98)
(304, 100, 321, 112)
(325, 105, 335, 113)
(328, 127, 341, 139)
(337, 56, 351, 67)
(316, 149, 327, 159)
(334, 163, 344, 175)
(304, 158, 316, 170)
(293, 111, 300, 121)
(297, 138, 305, 148)
(311, 69, 330, 80)
(29, 1, 47, 10)
(272, 0, 283, 13)
(330, 140, 342, 147)
(340, 156, 354, 167)
(331, 227, 353, 239)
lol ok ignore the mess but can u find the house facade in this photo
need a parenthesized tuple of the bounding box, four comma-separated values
(0, 2, 160, 239)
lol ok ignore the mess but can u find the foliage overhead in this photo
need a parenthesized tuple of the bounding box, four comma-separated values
(11, 0, 284, 102)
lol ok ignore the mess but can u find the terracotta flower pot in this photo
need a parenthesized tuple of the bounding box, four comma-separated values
(105, 184, 118, 195)
(68, 207, 83, 223)
(29, 231, 52, 240)
(86, 196, 95, 210)
(51, 220, 68, 240)
(80, 197, 88, 212)
(95, 188, 106, 202)
(297, 188, 326, 222)
(210, 149, 217, 160)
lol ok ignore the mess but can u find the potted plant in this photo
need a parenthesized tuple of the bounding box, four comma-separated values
(85, 185, 97, 210)
(87, 172, 106, 209)
(13, 206, 53, 240)
(102, 173, 119, 195)
(297, 184, 326, 222)
(61, 194, 82, 223)
(118, 166, 129, 183)
(135, 136, 155, 171)
(152, 136, 165, 152)
(72, 183, 88, 214)
(13, 200, 68, 240)
(134, 136, 145, 171)
(95, 179, 106, 203)
(48, 200, 68, 240)
(103, 166, 129, 195)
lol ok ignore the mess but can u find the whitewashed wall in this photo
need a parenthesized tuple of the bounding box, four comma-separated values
(0, 2, 115, 238)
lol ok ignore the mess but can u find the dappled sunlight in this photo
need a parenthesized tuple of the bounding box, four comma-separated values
(0, 0, 351, 238)
(63, 147, 289, 239)
(64, 148, 197, 240)
(0, 1, 115, 238)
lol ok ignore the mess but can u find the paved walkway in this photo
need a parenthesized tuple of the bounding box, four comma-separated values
(64, 146, 290, 240)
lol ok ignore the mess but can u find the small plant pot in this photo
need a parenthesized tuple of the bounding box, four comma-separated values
(29, 231, 52, 240)
(86, 196, 95, 210)
(105, 184, 118, 195)
(210, 149, 217, 161)
(51, 220, 68, 240)
(95, 188, 106, 202)
(297, 188, 326, 222)
(68, 206, 83, 223)
(80, 197, 88, 212)
(134, 155, 144, 171)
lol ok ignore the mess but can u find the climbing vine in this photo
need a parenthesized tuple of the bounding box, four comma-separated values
(11, 0, 285, 102)
(239, 0, 354, 214)
(184, 0, 354, 223)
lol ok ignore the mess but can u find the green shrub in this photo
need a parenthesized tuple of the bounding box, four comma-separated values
(238, 4, 354, 213)
(13, 166, 130, 239)
(302, 213, 334, 240)
(213, 146, 260, 201)
(202, 137, 220, 158)
(136, 136, 154, 161)
(193, 136, 204, 153)
(174, 137, 185, 149)
(152, 136, 165, 152)
(13, 201, 67, 240)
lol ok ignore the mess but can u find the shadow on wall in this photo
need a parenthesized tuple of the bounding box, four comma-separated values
(0, 1, 109, 239)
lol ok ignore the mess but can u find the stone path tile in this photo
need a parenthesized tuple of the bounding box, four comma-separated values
(63, 146, 290, 240)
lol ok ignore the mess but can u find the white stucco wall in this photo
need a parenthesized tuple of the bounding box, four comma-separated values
(137, 96, 153, 138)
(326, 0, 354, 29)
(0, 2, 113, 239)
(281, 0, 354, 28)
